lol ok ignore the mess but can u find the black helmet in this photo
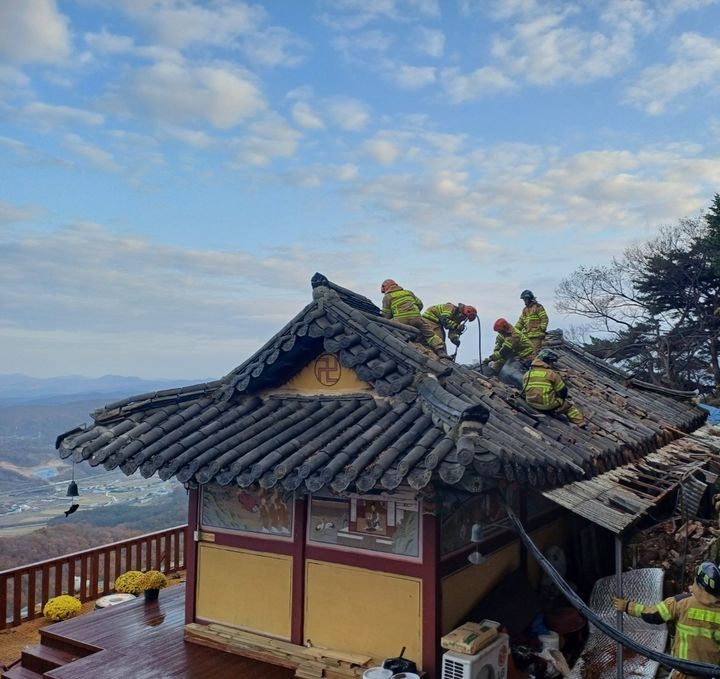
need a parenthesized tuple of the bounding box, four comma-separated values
(696, 562, 720, 597)
(537, 349, 558, 363)
(520, 289, 534, 300)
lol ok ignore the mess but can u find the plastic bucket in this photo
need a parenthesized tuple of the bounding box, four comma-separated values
(392, 674, 421, 679)
(363, 669, 393, 679)
(539, 631, 560, 650)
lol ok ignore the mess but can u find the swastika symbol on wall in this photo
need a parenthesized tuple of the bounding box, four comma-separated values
(314, 354, 342, 386)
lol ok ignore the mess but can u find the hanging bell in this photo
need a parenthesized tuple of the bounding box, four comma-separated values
(66, 480, 79, 497)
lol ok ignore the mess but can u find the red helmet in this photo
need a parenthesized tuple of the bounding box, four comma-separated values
(460, 304, 477, 321)
(380, 279, 397, 293)
(493, 318, 510, 333)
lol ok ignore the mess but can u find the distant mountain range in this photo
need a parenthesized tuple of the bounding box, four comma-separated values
(0, 373, 208, 407)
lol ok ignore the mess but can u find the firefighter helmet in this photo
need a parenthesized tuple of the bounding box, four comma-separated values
(381, 279, 397, 293)
(537, 349, 559, 363)
(696, 562, 720, 597)
(493, 318, 510, 333)
(460, 304, 477, 321)
(520, 289, 535, 300)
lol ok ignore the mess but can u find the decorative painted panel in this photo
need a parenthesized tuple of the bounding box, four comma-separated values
(201, 483, 294, 538)
(308, 491, 420, 558)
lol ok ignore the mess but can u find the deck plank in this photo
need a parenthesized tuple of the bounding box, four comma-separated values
(37, 585, 294, 679)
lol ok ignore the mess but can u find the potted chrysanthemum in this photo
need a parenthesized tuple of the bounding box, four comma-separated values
(140, 569, 168, 602)
(114, 570, 145, 596)
(43, 594, 82, 622)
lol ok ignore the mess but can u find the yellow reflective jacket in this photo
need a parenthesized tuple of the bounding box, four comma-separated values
(489, 324, 534, 362)
(423, 303, 465, 340)
(382, 286, 423, 320)
(516, 301, 548, 340)
(627, 584, 720, 677)
(521, 359, 567, 410)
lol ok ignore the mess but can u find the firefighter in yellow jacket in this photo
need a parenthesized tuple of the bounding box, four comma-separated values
(482, 318, 535, 373)
(521, 349, 585, 425)
(516, 289, 548, 353)
(613, 561, 720, 679)
(422, 303, 477, 355)
(380, 279, 447, 357)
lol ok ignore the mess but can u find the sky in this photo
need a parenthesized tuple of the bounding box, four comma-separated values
(1, 0, 720, 380)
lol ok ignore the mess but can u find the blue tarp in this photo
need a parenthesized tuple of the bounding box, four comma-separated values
(700, 403, 720, 424)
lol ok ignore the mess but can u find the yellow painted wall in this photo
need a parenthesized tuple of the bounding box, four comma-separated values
(441, 542, 520, 634)
(304, 560, 422, 665)
(274, 353, 370, 394)
(441, 516, 572, 633)
(196, 543, 293, 639)
(526, 517, 571, 588)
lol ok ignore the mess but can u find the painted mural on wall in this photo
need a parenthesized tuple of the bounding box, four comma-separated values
(309, 492, 420, 558)
(201, 483, 293, 537)
(440, 487, 520, 556)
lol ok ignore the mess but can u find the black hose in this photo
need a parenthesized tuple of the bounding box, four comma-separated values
(506, 506, 720, 677)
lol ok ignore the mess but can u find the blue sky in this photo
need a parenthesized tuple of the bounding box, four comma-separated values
(1, 0, 719, 379)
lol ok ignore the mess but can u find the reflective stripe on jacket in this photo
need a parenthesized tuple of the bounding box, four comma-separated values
(516, 301, 548, 339)
(627, 589, 720, 674)
(522, 359, 566, 410)
(382, 287, 423, 319)
(423, 303, 461, 331)
(490, 324, 534, 361)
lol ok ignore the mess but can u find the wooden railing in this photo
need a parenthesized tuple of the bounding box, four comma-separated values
(0, 524, 187, 629)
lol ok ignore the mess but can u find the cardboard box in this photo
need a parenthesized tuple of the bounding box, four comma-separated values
(440, 619, 500, 655)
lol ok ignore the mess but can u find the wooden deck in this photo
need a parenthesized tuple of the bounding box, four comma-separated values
(2, 584, 294, 679)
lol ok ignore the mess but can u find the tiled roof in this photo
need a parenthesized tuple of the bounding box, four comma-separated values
(56, 273, 708, 495)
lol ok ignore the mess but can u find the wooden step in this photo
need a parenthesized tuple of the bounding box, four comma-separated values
(20, 644, 80, 674)
(1, 665, 43, 679)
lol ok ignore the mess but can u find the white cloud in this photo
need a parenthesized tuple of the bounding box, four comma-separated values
(624, 32, 720, 114)
(106, 61, 266, 128)
(238, 26, 307, 67)
(325, 97, 371, 131)
(0, 199, 43, 225)
(291, 102, 325, 130)
(364, 137, 402, 165)
(229, 116, 301, 166)
(384, 63, 436, 89)
(0, 0, 71, 64)
(84, 28, 183, 63)
(332, 30, 395, 57)
(63, 134, 121, 173)
(161, 126, 213, 148)
(120, 0, 265, 50)
(491, 11, 635, 85)
(23, 103, 104, 127)
(320, 0, 439, 30)
(414, 27, 445, 57)
(440, 66, 516, 103)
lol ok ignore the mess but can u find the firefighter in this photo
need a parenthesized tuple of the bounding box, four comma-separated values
(380, 279, 447, 357)
(422, 303, 477, 355)
(613, 561, 720, 679)
(482, 318, 534, 373)
(516, 289, 548, 353)
(521, 349, 586, 426)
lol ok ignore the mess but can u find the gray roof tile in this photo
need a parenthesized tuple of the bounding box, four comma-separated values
(56, 273, 709, 495)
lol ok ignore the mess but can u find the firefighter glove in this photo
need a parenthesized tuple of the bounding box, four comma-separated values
(612, 597, 628, 613)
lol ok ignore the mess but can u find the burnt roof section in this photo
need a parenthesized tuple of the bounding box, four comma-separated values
(56, 273, 708, 495)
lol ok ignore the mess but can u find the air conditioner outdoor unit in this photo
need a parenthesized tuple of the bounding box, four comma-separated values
(441, 632, 509, 679)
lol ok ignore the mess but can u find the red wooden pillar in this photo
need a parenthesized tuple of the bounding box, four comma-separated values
(184, 487, 200, 624)
(421, 510, 441, 679)
(290, 495, 308, 645)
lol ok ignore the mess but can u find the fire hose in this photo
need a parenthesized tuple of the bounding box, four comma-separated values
(506, 506, 720, 677)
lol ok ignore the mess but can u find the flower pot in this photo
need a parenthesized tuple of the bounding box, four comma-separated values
(144, 588, 159, 602)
